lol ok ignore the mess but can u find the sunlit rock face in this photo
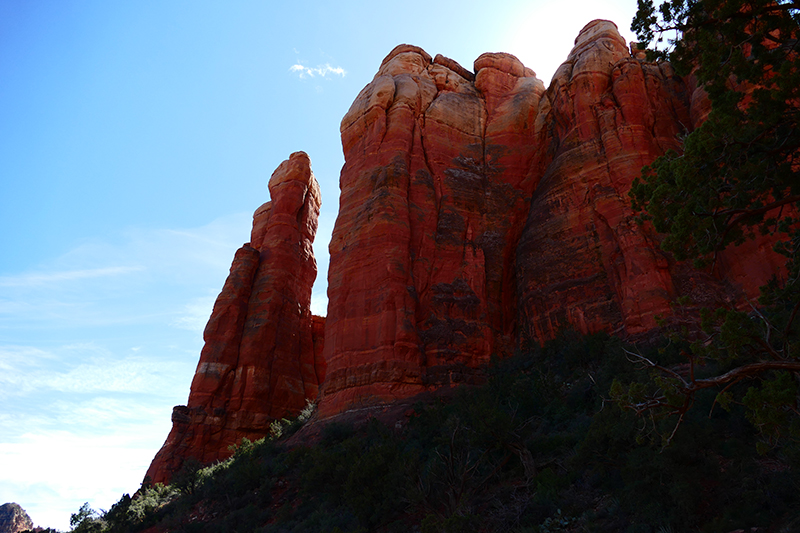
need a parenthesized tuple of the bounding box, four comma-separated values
(319, 19, 786, 418)
(514, 19, 786, 343)
(0, 503, 34, 533)
(145, 152, 324, 484)
(145, 19, 788, 479)
(319, 42, 546, 418)
(515, 19, 692, 340)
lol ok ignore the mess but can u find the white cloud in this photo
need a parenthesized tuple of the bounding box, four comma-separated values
(0, 349, 191, 529)
(171, 293, 216, 332)
(0, 423, 173, 530)
(0, 213, 248, 528)
(310, 293, 328, 316)
(0, 213, 250, 330)
(44, 358, 185, 396)
(56, 212, 251, 279)
(0, 267, 144, 288)
(0, 344, 193, 398)
(289, 63, 346, 79)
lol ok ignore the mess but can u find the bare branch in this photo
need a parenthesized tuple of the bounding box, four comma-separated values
(690, 361, 800, 391)
(623, 347, 689, 387)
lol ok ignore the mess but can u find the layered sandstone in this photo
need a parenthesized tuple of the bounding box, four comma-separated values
(146, 20, 788, 480)
(319, 20, 786, 417)
(514, 20, 786, 342)
(516, 20, 692, 339)
(145, 152, 324, 484)
(320, 44, 546, 417)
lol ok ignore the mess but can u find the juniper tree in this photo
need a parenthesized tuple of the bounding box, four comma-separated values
(619, 0, 800, 450)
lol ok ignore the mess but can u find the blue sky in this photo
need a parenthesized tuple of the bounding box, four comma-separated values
(0, 0, 638, 529)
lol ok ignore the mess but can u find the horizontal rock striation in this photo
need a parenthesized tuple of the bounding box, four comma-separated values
(146, 19, 789, 480)
(516, 19, 692, 340)
(514, 20, 786, 343)
(145, 152, 324, 484)
(319, 20, 786, 417)
(320, 42, 547, 417)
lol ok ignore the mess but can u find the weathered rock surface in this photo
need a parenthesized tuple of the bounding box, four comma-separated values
(320, 43, 547, 417)
(516, 19, 691, 339)
(145, 152, 324, 484)
(514, 19, 786, 342)
(0, 503, 33, 533)
(319, 20, 786, 417)
(146, 19, 788, 479)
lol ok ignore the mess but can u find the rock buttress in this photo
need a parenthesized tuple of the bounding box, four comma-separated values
(515, 20, 787, 343)
(0, 503, 34, 533)
(320, 20, 787, 419)
(145, 151, 324, 484)
(319, 45, 546, 417)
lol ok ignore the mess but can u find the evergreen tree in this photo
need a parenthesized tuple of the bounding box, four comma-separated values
(622, 0, 800, 448)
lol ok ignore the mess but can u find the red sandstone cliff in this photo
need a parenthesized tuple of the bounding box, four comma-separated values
(318, 20, 786, 417)
(514, 20, 786, 343)
(145, 152, 324, 484)
(320, 44, 546, 417)
(146, 19, 788, 481)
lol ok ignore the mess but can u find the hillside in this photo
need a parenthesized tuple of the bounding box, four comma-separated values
(68, 332, 800, 532)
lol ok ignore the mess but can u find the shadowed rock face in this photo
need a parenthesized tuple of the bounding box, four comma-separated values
(514, 20, 786, 343)
(515, 20, 690, 340)
(145, 152, 324, 485)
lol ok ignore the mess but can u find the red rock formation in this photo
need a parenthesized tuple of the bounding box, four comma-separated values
(515, 20, 786, 343)
(145, 152, 324, 484)
(320, 44, 546, 417)
(321, 20, 787, 418)
(146, 19, 789, 477)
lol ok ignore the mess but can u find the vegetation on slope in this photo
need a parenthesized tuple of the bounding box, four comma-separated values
(61, 331, 800, 533)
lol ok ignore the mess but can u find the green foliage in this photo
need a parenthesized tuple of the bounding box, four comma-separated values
(172, 457, 202, 495)
(743, 371, 800, 450)
(71, 331, 800, 532)
(630, 0, 800, 275)
(628, 0, 800, 448)
(102, 494, 132, 531)
(126, 483, 180, 528)
(537, 508, 578, 533)
(70, 503, 103, 533)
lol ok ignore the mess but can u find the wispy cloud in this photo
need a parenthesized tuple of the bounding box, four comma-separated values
(171, 293, 216, 332)
(0, 344, 193, 398)
(0, 423, 173, 530)
(0, 266, 143, 288)
(289, 63, 346, 79)
(310, 293, 328, 316)
(0, 213, 251, 529)
(0, 213, 250, 329)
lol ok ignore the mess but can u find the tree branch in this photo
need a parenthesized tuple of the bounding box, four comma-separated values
(688, 361, 800, 392)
